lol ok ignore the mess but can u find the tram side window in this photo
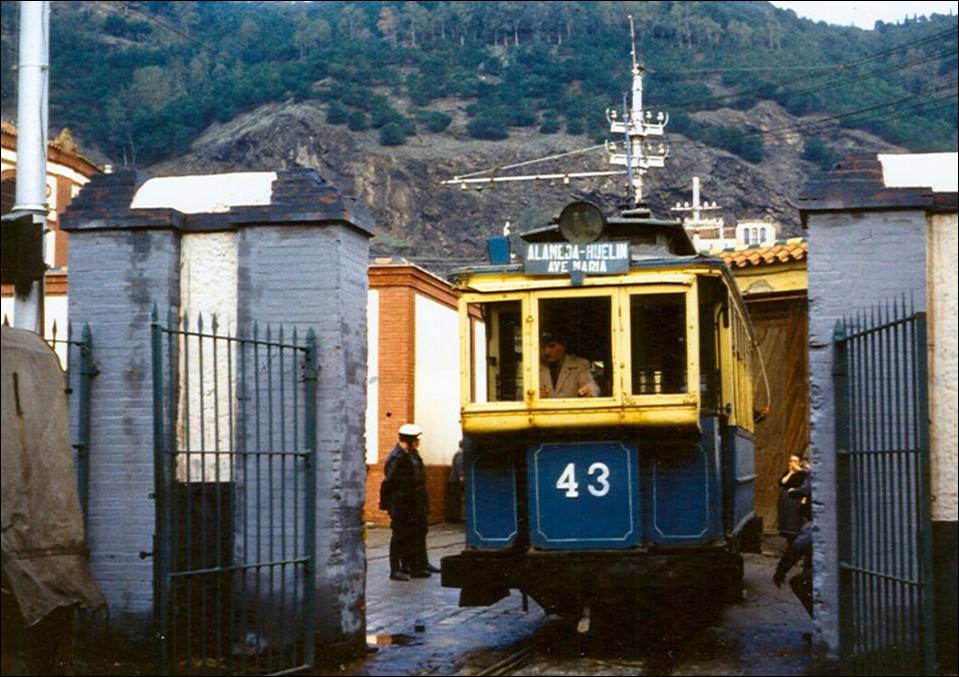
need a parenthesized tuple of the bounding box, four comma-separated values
(631, 294, 687, 395)
(469, 301, 523, 402)
(698, 280, 723, 412)
(538, 297, 611, 398)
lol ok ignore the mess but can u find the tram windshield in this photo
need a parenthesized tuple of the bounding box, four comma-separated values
(538, 297, 612, 399)
(466, 290, 696, 406)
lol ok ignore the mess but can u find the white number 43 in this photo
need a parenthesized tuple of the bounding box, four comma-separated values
(555, 462, 611, 498)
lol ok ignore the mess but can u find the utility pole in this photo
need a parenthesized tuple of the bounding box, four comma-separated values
(441, 15, 668, 211)
(672, 176, 724, 250)
(11, 1, 50, 333)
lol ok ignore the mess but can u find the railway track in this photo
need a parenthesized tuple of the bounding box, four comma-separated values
(474, 638, 547, 676)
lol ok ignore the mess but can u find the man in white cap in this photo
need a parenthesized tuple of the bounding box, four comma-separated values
(379, 423, 440, 580)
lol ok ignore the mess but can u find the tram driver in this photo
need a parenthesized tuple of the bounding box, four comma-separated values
(539, 331, 601, 398)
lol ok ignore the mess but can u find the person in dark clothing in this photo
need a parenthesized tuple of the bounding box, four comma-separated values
(774, 475, 813, 617)
(379, 423, 440, 581)
(447, 442, 465, 522)
(774, 521, 813, 617)
(777, 454, 808, 546)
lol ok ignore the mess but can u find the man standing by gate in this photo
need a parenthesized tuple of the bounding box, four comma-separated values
(379, 424, 440, 581)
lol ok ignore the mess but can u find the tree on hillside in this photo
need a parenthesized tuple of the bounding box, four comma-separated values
(339, 4, 369, 41)
(294, 15, 331, 57)
(377, 6, 398, 46)
(379, 122, 406, 145)
(403, 3, 432, 47)
(129, 66, 182, 111)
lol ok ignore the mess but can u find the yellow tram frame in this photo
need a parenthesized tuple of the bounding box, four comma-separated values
(455, 262, 756, 435)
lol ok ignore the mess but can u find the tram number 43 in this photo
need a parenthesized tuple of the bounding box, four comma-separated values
(555, 462, 610, 498)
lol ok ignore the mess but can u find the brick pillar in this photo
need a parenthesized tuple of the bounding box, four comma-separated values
(62, 170, 181, 636)
(62, 168, 373, 655)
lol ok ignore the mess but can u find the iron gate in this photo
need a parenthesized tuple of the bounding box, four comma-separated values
(151, 308, 317, 675)
(45, 320, 96, 525)
(834, 300, 935, 675)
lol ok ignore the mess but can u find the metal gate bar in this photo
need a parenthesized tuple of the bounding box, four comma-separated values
(834, 298, 935, 675)
(45, 321, 96, 526)
(152, 308, 316, 675)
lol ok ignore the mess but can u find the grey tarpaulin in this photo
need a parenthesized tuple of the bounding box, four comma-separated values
(1, 325, 105, 627)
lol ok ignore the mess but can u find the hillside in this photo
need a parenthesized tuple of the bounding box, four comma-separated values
(147, 96, 902, 266)
(1, 1, 955, 264)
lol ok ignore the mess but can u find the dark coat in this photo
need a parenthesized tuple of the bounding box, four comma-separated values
(777, 469, 807, 536)
(379, 443, 428, 524)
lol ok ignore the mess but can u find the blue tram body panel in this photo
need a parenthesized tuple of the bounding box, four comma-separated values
(647, 418, 724, 545)
(528, 442, 640, 550)
(465, 451, 518, 548)
(724, 426, 757, 535)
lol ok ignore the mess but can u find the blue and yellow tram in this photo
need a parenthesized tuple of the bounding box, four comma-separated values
(441, 204, 763, 624)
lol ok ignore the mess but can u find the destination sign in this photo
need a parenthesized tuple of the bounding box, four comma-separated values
(524, 241, 630, 275)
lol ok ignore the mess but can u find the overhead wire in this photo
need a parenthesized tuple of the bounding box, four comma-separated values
(659, 26, 958, 111)
(658, 80, 958, 149)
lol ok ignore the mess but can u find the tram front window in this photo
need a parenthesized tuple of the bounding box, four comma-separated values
(631, 294, 687, 395)
(538, 297, 611, 398)
(469, 301, 523, 402)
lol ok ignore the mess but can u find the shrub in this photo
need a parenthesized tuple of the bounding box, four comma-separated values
(379, 122, 407, 146)
(467, 116, 509, 140)
(418, 110, 452, 133)
(802, 138, 840, 169)
(348, 111, 368, 131)
(326, 101, 348, 125)
(539, 117, 561, 134)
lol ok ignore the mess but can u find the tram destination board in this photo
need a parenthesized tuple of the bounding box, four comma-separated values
(525, 241, 630, 275)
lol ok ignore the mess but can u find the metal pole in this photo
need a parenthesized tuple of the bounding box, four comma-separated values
(913, 313, 936, 675)
(150, 306, 170, 672)
(302, 330, 318, 669)
(75, 324, 96, 528)
(12, 1, 50, 333)
(833, 319, 852, 669)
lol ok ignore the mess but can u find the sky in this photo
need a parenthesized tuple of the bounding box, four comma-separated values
(770, 1, 959, 29)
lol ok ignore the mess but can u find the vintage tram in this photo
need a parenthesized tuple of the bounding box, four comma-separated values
(440, 202, 764, 627)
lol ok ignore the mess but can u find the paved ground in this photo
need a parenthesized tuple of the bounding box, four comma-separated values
(323, 523, 546, 676)
(320, 524, 815, 676)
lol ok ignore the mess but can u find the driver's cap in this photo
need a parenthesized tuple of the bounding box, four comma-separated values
(398, 423, 422, 437)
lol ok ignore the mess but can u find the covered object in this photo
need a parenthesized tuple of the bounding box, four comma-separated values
(1, 325, 104, 626)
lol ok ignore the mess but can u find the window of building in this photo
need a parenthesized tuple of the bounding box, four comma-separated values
(630, 294, 687, 395)
(537, 296, 612, 399)
(760, 227, 767, 243)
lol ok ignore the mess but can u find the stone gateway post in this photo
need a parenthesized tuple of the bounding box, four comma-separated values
(61, 168, 373, 660)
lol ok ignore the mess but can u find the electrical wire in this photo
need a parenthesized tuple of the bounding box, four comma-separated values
(660, 26, 958, 110)
(453, 144, 607, 179)
(662, 81, 958, 147)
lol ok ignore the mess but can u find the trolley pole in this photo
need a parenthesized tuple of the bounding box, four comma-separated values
(11, 1, 50, 334)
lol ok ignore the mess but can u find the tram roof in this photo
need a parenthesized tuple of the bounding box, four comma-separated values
(520, 213, 697, 257)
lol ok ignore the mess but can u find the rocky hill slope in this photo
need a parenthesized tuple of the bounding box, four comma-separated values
(148, 96, 902, 267)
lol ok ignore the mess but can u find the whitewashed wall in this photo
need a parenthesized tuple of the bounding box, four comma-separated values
(365, 289, 380, 465)
(414, 294, 461, 466)
(928, 212, 958, 522)
(177, 232, 237, 481)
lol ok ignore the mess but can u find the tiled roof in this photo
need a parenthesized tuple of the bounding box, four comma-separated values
(713, 238, 808, 269)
